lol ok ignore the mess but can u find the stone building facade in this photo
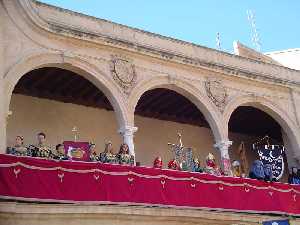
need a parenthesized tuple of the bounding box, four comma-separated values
(1, 0, 300, 224)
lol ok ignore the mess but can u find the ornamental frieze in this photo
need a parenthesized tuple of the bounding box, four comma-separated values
(204, 78, 228, 112)
(110, 56, 137, 94)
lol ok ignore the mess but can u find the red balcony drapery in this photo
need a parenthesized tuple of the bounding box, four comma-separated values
(0, 154, 299, 215)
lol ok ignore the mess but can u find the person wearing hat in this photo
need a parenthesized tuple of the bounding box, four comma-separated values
(232, 160, 242, 177)
(204, 153, 222, 176)
(153, 156, 163, 169)
(168, 159, 180, 170)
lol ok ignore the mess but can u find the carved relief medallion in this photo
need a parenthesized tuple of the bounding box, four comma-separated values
(110, 56, 137, 94)
(205, 78, 227, 111)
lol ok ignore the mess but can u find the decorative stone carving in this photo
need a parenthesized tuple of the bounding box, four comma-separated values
(205, 78, 228, 112)
(110, 56, 137, 94)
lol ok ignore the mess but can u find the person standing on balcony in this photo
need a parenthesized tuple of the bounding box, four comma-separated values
(89, 143, 100, 162)
(153, 156, 163, 169)
(249, 160, 265, 180)
(288, 167, 300, 184)
(232, 160, 242, 177)
(52, 144, 69, 160)
(204, 153, 222, 176)
(100, 141, 118, 164)
(6, 136, 31, 157)
(117, 143, 134, 165)
(168, 159, 180, 170)
(192, 158, 203, 173)
(29, 132, 52, 159)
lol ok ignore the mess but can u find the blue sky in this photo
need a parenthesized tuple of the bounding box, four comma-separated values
(39, 0, 299, 53)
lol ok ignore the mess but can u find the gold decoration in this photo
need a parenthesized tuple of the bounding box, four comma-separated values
(69, 148, 84, 159)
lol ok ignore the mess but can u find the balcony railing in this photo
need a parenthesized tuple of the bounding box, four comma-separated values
(0, 154, 299, 216)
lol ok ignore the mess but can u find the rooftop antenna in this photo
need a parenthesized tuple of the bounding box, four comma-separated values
(247, 10, 261, 52)
(216, 32, 222, 50)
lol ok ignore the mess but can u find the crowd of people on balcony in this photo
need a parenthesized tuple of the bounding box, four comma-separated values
(5, 132, 300, 185)
(6, 133, 134, 165)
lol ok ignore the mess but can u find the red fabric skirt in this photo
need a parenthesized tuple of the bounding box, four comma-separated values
(0, 154, 299, 215)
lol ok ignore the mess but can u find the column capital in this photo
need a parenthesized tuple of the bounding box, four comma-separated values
(118, 126, 138, 135)
(214, 140, 233, 151)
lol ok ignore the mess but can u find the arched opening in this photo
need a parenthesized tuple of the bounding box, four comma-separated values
(228, 106, 289, 181)
(133, 88, 219, 167)
(7, 66, 122, 154)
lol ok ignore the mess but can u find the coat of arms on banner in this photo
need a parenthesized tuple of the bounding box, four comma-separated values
(110, 56, 137, 94)
(204, 78, 227, 111)
(63, 141, 90, 161)
(257, 145, 285, 180)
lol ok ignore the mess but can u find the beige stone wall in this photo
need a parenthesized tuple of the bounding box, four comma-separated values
(0, 202, 298, 225)
(7, 94, 259, 171)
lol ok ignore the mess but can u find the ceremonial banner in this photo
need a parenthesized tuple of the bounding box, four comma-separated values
(257, 145, 285, 180)
(0, 154, 300, 216)
(262, 219, 290, 225)
(63, 141, 90, 161)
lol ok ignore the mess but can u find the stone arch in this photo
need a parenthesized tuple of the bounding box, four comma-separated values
(223, 94, 300, 161)
(4, 52, 128, 127)
(128, 76, 226, 142)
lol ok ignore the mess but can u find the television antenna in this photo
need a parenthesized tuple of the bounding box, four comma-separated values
(216, 32, 221, 50)
(247, 10, 261, 52)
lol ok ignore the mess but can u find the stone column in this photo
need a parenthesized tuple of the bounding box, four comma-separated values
(214, 140, 233, 176)
(118, 126, 138, 157)
(282, 129, 300, 169)
(0, 15, 6, 153)
(0, 82, 7, 153)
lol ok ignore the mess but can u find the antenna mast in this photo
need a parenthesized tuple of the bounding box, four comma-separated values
(247, 10, 261, 52)
(216, 32, 222, 50)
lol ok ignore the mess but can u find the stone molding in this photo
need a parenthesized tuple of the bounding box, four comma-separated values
(0, 202, 293, 225)
(5, 0, 300, 89)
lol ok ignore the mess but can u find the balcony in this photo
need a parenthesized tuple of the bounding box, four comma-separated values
(0, 154, 299, 217)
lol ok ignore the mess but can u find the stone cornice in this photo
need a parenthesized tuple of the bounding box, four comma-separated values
(0, 202, 291, 223)
(8, 0, 300, 87)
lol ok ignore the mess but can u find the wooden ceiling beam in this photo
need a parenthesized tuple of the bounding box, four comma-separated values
(71, 80, 90, 98)
(26, 69, 53, 90)
(157, 97, 186, 114)
(79, 84, 95, 99)
(136, 90, 168, 111)
(144, 92, 175, 112)
(89, 89, 103, 101)
(48, 73, 69, 93)
(57, 76, 82, 95)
